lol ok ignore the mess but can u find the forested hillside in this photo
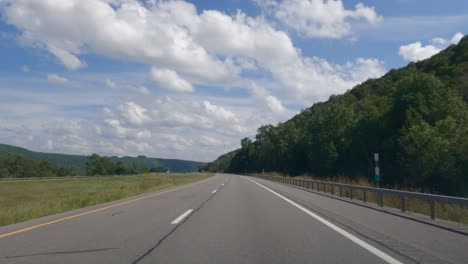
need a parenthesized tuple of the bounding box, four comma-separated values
(203, 36, 468, 196)
(0, 144, 204, 174)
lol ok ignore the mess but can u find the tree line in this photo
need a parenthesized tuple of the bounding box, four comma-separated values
(0, 153, 169, 178)
(0, 154, 79, 178)
(85, 154, 169, 176)
(203, 38, 468, 196)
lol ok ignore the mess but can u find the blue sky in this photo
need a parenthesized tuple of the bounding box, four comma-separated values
(0, 0, 466, 161)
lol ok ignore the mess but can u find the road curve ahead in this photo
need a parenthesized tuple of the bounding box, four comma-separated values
(0, 174, 467, 264)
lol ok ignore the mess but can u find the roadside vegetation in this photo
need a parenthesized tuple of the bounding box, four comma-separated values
(0, 153, 172, 178)
(0, 173, 213, 227)
(0, 143, 204, 174)
(0, 154, 79, 178)
(203, 36, 468, 197)
(260, 173, 468, 224)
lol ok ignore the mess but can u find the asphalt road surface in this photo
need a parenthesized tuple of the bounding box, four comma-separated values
(1, 174, 467, 263)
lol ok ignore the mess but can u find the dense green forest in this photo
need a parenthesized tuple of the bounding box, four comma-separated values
(85, 154, 169, 176)
(0, 153, 171, 178)
(203, 36, 468, 196)
(0, 143, 204, 174)
(0, 155, 79, 178)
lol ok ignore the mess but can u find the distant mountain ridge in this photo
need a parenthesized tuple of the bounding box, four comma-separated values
(0, 143, 204, 173)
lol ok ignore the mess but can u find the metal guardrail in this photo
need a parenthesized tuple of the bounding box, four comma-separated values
(253, 175, 468, 220)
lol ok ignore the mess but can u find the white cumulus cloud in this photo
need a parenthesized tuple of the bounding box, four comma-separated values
(149, 67, 194, 92)
(399, 42, 441, 62)
(105, 78, 117, 89)
(0, 0, 237, 82)
(250, 82, 286, 114)
(48, 45, 87, 70)
(118, 101, 151, 126)
(450, 32, 464, 45)
(399, 32, 464, 62)
(255, 0, 382, 39)
(203, 100, 238, 122)
(47, 74, 69, 85)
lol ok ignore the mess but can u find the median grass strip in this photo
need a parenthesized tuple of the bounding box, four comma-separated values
(0, 173, 213, 227)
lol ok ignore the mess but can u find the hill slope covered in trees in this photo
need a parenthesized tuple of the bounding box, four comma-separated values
(0, 144, 204, 174)
(203, 36, 468, 196)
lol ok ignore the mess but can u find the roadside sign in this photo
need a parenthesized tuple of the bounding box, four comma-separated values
(374, 153, 380, 187)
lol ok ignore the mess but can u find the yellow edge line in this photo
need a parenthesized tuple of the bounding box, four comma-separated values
(0, 175, 215, 239)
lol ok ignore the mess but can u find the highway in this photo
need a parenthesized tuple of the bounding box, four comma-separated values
(0, 174, 467, 263)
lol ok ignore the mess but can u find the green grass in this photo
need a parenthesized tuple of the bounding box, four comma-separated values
(0, 173, 213, 227)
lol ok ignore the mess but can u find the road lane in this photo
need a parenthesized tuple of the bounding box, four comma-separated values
(1, 173, 466, 264)
(138, 174, 394, 264)
(252, 176, 468, 264)
(0, 174, 228, 264)
(247, 178, 403, 264)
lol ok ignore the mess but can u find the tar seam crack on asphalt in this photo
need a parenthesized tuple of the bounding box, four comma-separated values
(131, 176, 231, 264)
(6, 247, 119, 258)
(253, 178, 452, 264)
(111, 211, 123, 216)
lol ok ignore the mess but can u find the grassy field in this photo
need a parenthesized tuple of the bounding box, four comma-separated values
(259, 173, 468, 224)
(0, 173, 213, 227)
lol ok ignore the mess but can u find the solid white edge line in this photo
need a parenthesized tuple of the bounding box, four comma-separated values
(246, 178, 404, 264)
(212, 189, 218, 194)
(171, 209, 194, 225)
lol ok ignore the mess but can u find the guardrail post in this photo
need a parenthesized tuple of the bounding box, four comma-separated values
(400, 196, 405, 212)
(259, 175, 467, 221)
(430, 200, 435, 220)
